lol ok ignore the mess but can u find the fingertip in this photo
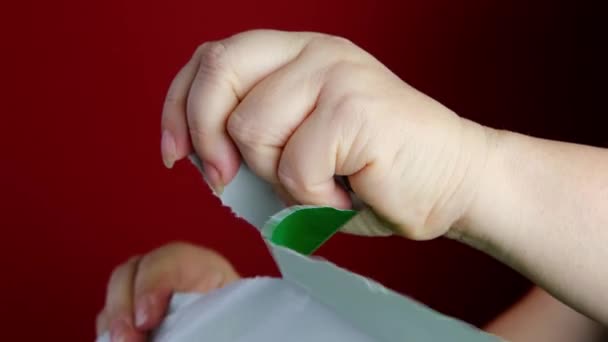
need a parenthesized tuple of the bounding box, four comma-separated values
(134, 291, 171, 331)
(133, 297, 149, 329)
(161, 128, 193, 169)
(96, 310, 109, 337)
(189, 152, 240, 196)
(201, 161, 224, 195)
(198, 140, 241, 190)
(218, 148, 242, 186)
(109, 318, 141, 342)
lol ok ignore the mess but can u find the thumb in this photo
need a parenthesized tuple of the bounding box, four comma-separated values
(340, 207, 394, 236)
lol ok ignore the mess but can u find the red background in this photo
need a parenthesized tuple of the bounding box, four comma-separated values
(0, 0, 603, 341)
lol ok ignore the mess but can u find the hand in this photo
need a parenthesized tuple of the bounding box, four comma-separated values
(160, 29, 493, 239)
(485, 287, 607, 342)
(96, 242, 240, 342)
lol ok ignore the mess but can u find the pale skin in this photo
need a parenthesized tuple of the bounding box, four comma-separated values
(98, 30, 608, 341)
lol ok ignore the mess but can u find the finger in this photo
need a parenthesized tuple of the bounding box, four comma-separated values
(185, 30, 318, 190)
(226, 45, 336, 183)
(109, 319, 145, 342)
(96, 310, 108, 337)
(161, 57, 198, 168)
(339, 207, 394, 236)
(96, 309, 144, 342)
(132, 242, 240, 331)
(105, 256, 144, 342)
(277, 106, 353, 209)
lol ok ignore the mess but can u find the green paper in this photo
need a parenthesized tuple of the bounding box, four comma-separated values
(262, 206, 357, 255)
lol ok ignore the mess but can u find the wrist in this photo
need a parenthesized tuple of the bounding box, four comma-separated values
(446, 122, 503, 249)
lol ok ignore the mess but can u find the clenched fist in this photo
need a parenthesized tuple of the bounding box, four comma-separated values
(161, 29, 492, 239)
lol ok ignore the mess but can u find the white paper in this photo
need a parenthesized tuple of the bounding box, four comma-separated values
(95, 162, 499, 342)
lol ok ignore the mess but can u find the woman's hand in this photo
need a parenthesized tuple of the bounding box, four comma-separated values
(96, 242, 240, 342)
(158, 28, 608, 325)
(160, 29, 492, 239)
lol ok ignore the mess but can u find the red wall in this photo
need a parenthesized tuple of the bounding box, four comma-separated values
(0, 0, 602, 340)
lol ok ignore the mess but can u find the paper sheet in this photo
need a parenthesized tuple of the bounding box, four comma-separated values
(95, 162, 500, 342)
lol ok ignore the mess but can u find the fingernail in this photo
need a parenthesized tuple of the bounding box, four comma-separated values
(134, 295, 150, 328)
(202, 161, 224, 195)
(110, 319, 128, 342)
(161, 130, 177, 169)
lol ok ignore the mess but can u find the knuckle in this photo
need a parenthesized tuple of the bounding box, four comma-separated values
(226, 110, 264, 147)
(330, 93, 367, 125)
(309, 34, 354, 52)
(398, 210, 438, 241)
(331, 94, 357, 118)
(400, 225, 429, 241)
(108, 264, 126, 283)
(277, 165, 316, 198)
(305, 34, 361, 64)
(156, 241, 200, 261)
(325, 35, 355, 48)
(195, 41, 231, 79)
(148, 241, 200, 265)
(161, 240, 194, 252)
(108, 256, 139, 284)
